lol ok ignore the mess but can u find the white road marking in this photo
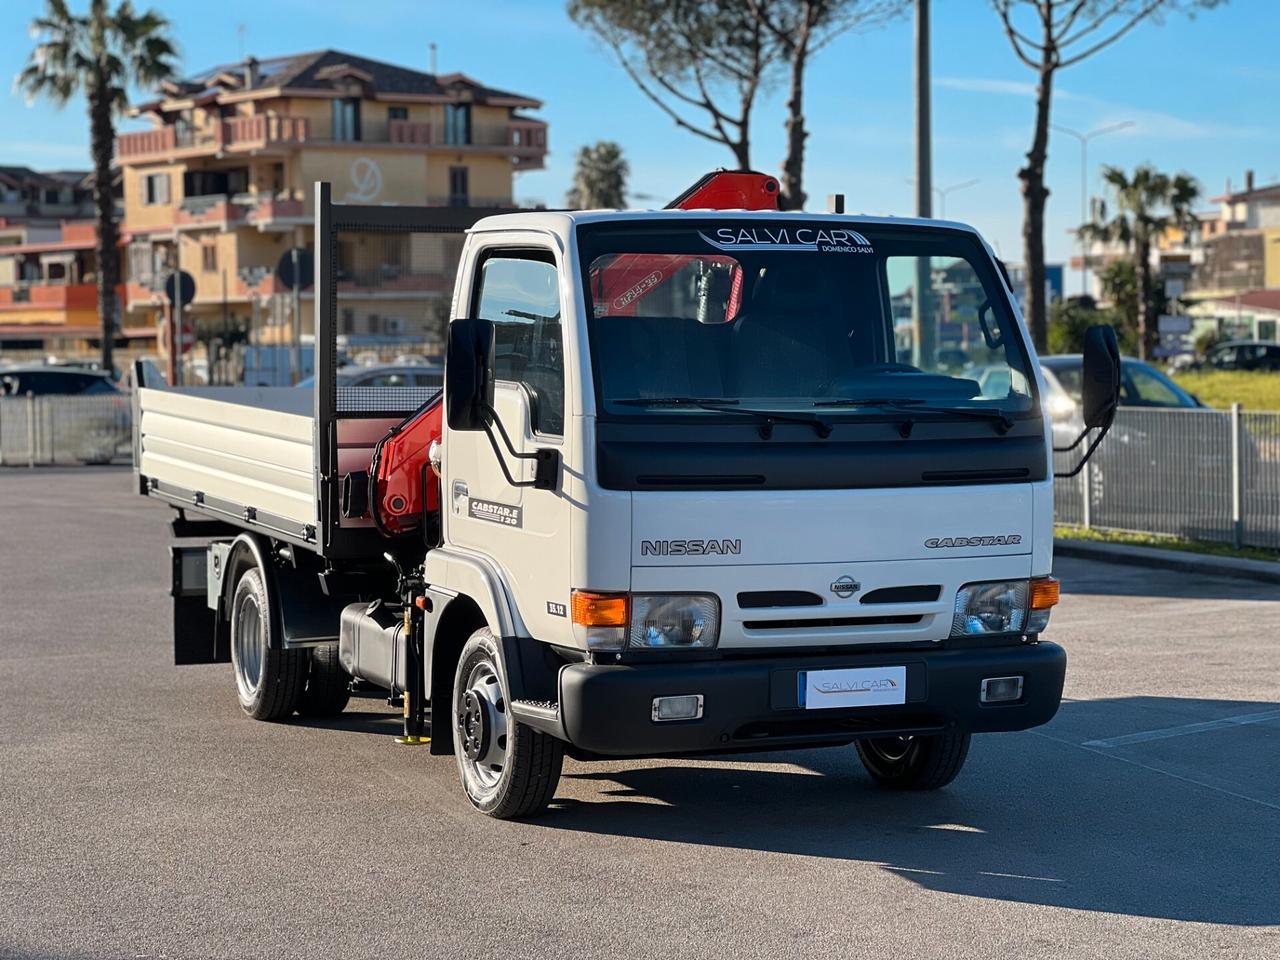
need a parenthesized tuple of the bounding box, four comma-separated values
(1033, 729, 1280, 813)
(1081, 708, 1280, 748)
(978, 871, 1064, 883)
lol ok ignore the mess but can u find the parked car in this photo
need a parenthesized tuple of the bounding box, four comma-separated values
(1040, 355, 1202, 417)
(0, 366, 120, 397)
(0, 365, 128, 464)
(1200, 340, 1280, 372)
(296, 362, 443, 389)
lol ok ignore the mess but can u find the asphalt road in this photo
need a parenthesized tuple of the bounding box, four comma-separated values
(2, 468, 1279, 960)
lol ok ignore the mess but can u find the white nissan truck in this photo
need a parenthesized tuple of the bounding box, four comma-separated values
(134, 173, 1119, 818)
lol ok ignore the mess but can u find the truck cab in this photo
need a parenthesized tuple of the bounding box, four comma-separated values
(137, 177, 1120, 819)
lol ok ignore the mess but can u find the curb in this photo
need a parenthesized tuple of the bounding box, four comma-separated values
(1055, 538, 1280, 586)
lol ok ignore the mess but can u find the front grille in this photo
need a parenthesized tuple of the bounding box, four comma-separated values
(737, 590, 823, 609)
(860, 585, 942, 604)
(742, 614, 923, 630)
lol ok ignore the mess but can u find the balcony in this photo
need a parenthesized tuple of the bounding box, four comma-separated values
(118, 116, 548, 169)
(174, 192, 306, 229)
(0, 282, 98, 311)
(117, 115, 312, 161)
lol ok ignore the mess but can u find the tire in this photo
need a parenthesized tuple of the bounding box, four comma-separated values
(296, 644, 351, 717)
(855, 731, 971, 790)
(229, 567, 307, 721)
(452, 628, 563, 819)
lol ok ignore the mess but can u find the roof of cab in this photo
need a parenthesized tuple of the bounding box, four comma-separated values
(468, 207, 984, 239)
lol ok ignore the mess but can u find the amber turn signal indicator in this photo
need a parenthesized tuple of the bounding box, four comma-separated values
(571, 590, 630, 627)
(1030, 577, 1060, 610)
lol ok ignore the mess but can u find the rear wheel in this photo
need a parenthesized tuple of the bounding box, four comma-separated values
(229, 567, 306, 721)
(297, 644, 351, 717)
(452, 628, 563, 819)
(855, 731, 971, 790)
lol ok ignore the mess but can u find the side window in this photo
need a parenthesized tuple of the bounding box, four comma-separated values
(474, 252, 564, 436)
(1125, 365, 1181, 406)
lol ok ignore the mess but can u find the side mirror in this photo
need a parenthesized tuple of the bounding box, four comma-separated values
(445, 318, 494, 431)
(1080, 324, 1121, 429)
(1053, 324, 1120, 478)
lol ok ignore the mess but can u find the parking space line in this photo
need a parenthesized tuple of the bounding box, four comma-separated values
(1081, 708, 1280, 748)
(1033, 729, 1280, 813)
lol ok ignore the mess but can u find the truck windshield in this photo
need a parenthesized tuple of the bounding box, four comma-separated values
(578, 220, 1037, 420)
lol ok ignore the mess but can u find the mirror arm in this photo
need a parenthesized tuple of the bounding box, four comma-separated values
(479, 404, 561, 491)
(1053, 417, 1115, 479)
(484, 404, 540, 462)
(1052, 426, 1091, 454)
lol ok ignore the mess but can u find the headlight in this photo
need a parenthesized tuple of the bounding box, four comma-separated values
(950, 577, 1059, 637)
(951, 580, 1029, 636)
(1046, 393, 1076, 420)
(629, 594, 720, 649)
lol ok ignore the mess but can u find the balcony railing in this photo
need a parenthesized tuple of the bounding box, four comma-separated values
(172, 192, 305, 227)
(118, 116, 547, 166)
(0, 282, 98, 310)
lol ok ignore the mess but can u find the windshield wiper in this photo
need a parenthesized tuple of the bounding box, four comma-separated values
(813, 397, 1014, 436)
(614, 397, 832, 439)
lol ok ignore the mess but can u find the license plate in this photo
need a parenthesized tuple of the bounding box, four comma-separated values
(800, 666, 907, 710)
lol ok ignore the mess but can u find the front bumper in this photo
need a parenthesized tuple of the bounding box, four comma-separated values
(558, 641, 1065, 757)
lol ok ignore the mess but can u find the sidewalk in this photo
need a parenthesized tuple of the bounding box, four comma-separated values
(1055, 537, 1280, 585)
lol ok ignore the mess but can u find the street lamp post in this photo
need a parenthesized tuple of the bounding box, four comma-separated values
(933, 178, 980, 220)
(1052, 120, 1136, 296)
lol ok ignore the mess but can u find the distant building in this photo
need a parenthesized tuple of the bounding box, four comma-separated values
(115, 49, 549, 358)
(0, 168, 123, 354)
(1004, 262, 1064, 314)
(1192, 171, 1280, 296)
(1186, 288, 1280, 343)
(0, 167, 95, 222)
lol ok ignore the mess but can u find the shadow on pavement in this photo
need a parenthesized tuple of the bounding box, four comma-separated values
(1055, 555, 1274, 600)
(538, 696, 1280, 926)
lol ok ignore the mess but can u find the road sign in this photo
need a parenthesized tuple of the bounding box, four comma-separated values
(160, 319, 196, 355)
(276, 247, 314, 290)
(164, 270, 195, 307)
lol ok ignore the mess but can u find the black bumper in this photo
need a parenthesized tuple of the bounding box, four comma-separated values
(558, 641, 1066, 757)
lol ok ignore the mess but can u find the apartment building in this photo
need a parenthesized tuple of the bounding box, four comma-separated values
(115, 49, 548, 355)
(0, 168, 103, 352)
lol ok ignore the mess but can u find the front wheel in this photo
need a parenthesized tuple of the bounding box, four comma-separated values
(452, 628, 563, 819)
(855, 731, 971, 790)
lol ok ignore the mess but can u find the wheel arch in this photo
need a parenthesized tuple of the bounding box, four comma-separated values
(426, 593, 489, 756)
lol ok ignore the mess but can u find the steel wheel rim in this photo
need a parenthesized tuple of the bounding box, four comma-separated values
(233, 592, 264, 700)
(457, 660, 508, 791)
(866, 736, 914, 764)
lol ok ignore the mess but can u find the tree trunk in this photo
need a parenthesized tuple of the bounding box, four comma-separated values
(780, 23, 810, 211)
(731, 137, 751, 172)
(1018, 61, 1054, 352)
(1135, 235, 1155, 360)
(88, 73, 119, 375)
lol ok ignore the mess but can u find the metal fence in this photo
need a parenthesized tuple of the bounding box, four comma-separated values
(1053, 405, 1280, 550)
(0, 394, 132, 466)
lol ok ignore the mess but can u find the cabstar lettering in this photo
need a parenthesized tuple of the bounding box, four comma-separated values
(640, 539, 742, 557)
(467, 498, 523, 528)
(924, 535, 1023, 548)
(698, 225, 873, 254)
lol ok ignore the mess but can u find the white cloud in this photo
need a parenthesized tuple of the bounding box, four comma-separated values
(936, 75, 1273, 143)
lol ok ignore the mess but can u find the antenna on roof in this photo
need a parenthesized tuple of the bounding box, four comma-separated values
(429, 42, 438, 75)
(236, 23, 247, 61)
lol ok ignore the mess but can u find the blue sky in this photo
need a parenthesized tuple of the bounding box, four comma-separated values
(4, 0, 1277, 274)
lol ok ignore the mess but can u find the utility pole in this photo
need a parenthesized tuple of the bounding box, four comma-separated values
(912, 0, 934, 368)
(1053, 121, 1135, 297)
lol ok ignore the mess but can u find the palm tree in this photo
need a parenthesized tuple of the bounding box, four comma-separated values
(17, 0, 177, 373)
(566, 142, 629, 209)
(1080, 164, 1198, 360)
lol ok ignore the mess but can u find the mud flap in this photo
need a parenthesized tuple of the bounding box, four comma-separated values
(171, 545, 221, 665)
